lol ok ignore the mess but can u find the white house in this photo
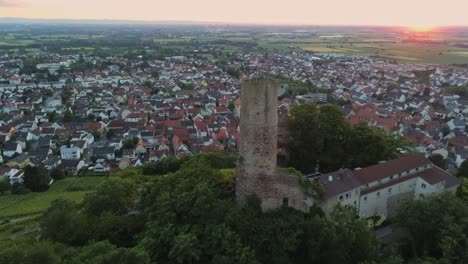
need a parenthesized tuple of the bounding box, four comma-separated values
(3, 143, 22, 158)
(447, 119, 466, 132)
(317, 153, 460, 224)
(60, 146, 81, 160)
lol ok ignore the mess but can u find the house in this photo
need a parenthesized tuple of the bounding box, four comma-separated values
(9, 170, 24, 185)
(37, 136, 53, 148)
(0, 167, 23, 185)
(447, 119, 466, 132)
(43, 156, 61, 170)
(7, 154, 30, 169)
(149, 150, 168, 162)
(0, 126, 16, 137)
(94, 160, 110, 173)
(93, 147, 116, 160)
(317, 153, 460, 224)
(62, 160, 85, 175)
(3, 143, 22, 158)
(122, 149, 136, 160)
(135, 140, 148, 155)
(60, 146, 81, 160)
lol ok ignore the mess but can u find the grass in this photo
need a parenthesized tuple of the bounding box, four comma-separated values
(0, 215, 41, 240)
(0, 177, 106, 219)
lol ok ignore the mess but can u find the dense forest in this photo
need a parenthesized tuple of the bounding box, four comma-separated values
(0, 151, 466, 264)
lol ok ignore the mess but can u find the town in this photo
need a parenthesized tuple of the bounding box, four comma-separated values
(0, 46, 467, 184)
(0, 2, 467, 261)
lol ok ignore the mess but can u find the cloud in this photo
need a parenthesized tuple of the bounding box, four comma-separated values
(0, 0, 22, 7)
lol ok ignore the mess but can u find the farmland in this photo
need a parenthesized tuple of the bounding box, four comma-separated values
(1, 24, 467, 66)
(0, 177, 108, 240)
(0, 177, 107, 219)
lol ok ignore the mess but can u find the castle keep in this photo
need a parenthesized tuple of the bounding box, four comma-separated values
(235, 78, 460, 218)
(236, 78, 313, 212)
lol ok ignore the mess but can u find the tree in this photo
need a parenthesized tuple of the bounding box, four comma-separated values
(0, 177, 10, 194)
(139, 161, 257, 263)
(0, 239, 61, 264)
(23, 164, 50, 192)
(151, 70, 160, 78)
(41, 199, 89, 246)
(63, 241, 150, 264)
(106, 129, 116, 139)
(82, 178, 138, 216)
(47, 111, 58, 123)
(87, 113, 96, 122)
(396, 192, 468, 262)
(429, 154, 447, 169)
(287, 104, 405, 173)
(92, 131, 102, 140)
(228, 101, 235, 112)
(63, 110, 76, 122)
(287, 103, 322, 173)
(123, 137, 139, 150)
(346, 123, 403, 168)
(50, 167, 66, 181)
(457, 160, 468, 178)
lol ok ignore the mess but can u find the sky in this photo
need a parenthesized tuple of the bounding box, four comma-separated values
(0, 0, 467, 27)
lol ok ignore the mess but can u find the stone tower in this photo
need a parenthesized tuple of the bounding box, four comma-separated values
(236, 78, 314, 212)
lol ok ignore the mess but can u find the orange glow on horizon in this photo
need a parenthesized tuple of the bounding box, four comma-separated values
(0, 0, 467, 26)
(407, 26, 435, 33)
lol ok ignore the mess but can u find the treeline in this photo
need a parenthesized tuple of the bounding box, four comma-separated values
(287, 104, 407, 173)
(444, 85, 468, 97)
(0, 152, 467, 263)
(0, 154, 377, 264)
(278, 77, 330, 99)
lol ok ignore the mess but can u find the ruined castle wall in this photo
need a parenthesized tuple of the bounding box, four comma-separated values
(236, 78, 278, 206)
(236, 78, 314, 212)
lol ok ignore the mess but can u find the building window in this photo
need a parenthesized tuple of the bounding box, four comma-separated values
(421, 183, 427, 189)
(363, 196, 367, 202)
(365, 184, 369, 188)
(354, 201, 357, 206)
(345, 193, 350, 199)
(339, 195, 343, 201)
(376, 192, 380, 198)
(282, 197, 289, 207)
(390, 175, 394, 180)
(388, 187, 392, 194)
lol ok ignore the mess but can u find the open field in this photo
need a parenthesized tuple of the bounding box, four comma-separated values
(0, 177, 107, 219)
(1, 25, 467, 65)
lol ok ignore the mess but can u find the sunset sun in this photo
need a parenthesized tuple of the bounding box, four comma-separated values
(407, 25, 435, 33)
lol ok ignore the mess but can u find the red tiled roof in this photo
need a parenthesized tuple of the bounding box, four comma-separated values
(354, 153, 430, 184)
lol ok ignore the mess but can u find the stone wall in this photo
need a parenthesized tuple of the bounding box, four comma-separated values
(236, 78, 312, 212)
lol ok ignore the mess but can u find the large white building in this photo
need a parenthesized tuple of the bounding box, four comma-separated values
(60, 146, 81, 160)
(317, 153, 460, 222)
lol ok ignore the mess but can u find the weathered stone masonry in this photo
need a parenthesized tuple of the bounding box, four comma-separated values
(236, 78, 313, 212)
